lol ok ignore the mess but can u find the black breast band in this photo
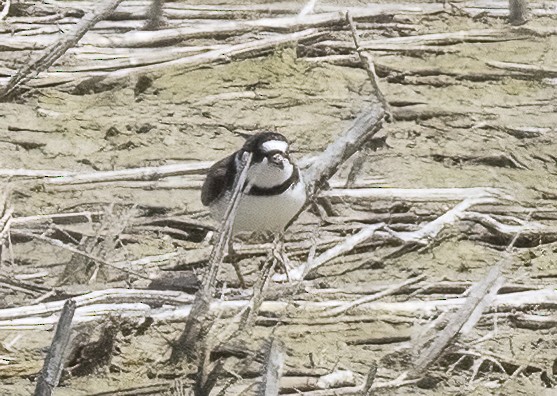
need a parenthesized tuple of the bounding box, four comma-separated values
(247, 167, 300, 196)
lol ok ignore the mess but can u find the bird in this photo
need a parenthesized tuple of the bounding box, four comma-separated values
(201, 131, 307, 236)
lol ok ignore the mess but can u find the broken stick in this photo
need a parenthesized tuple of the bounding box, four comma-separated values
(34, 299, 76, 396)
(169, 152, 252, 363)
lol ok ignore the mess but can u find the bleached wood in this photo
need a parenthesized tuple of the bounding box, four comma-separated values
(0, 0, 125, 99)
(273, 223, 385, 282)
(510, 313, 557, 330)
(486, 60, 557, 78)
(1, 288, 555, 329)
(0, 29, 322, 89)
(322, 274, 426, 317)
(0, 0, 10, 21)
(346, 12, 391, 119)
(408, 265, 503, 379)
(0, 288, 194, 320)
(323, 187, 504, 202)
(302, 104, 385, 197)
(84, 12, 343, 48)
(462, 211, 549, 237)
(299, 0, 317, 16)
(170, 152, 252, 363)
(257, 338, 285, 396)
(388, 197, 497, 244)
(44, 162, 212, 184)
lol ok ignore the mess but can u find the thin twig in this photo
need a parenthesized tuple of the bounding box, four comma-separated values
(204, 152, 253, 292)
(274, 223, 384, 282)
(322, 274, 426, 317)
(12, 230, 151, 280)
(346, 11, 392, 121)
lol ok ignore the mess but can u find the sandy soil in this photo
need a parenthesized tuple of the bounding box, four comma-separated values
(0, 0, 556, 395)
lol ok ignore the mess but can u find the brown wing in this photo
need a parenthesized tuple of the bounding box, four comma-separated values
(201, 153, 237, 206)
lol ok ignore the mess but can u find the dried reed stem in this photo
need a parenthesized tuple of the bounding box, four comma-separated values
(170, 152, 252, 363)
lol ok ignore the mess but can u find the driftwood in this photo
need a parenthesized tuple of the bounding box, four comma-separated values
(0, 0, 125, 99)
(274, 223, 385, 282)
(406, 216, 530, 381)
(1, 288, 555, 329)
(256, 337, 285, 396)
(302, 104, 385, 197)
(486, 60, 557, 78)
(408, 265, 504, 379)
(84, 12, 346, 48)
(0, 28, 322, 89)
(4, 1, 557, 25)
(323, 187, 504, 202)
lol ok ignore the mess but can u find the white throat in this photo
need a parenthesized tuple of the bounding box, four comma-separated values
(247, 158, 294, 189)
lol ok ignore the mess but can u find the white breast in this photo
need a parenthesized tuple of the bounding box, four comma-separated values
(210, 178, 306, 234)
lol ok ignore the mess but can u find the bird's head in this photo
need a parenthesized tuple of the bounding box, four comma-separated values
(242, 132, 294, 188)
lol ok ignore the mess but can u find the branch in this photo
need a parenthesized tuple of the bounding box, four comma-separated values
(486, 60, 557, 78)
(86, 12, 344, 48)
(299, 0, 318, 16)
(3, 288, 556, 329)
(322, 274, 426, 317)
(274, 223, 384, 282)
(0, 0, 125, 100)
(407, 212, 529, 379)
(323, 187, 504, 202)
(169, 152, 252, 363)
(302, 103, 385, 197)
(346, 11, 391, 120)
(257, 337, 285, 396)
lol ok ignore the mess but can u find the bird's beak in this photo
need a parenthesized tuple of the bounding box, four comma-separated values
(269, 153, 286, 169)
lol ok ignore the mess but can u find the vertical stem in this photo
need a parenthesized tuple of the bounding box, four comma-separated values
(143, 0, 165, 30)
(509, 0, 529, 26)
(34, 299, 76, 396)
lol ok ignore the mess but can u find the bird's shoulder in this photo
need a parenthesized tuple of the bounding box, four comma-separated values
(201, 152, 238, 206)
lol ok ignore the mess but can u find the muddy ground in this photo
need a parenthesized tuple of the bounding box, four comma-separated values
(0, 0, 556, 395)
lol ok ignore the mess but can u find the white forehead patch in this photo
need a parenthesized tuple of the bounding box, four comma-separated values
(261, 140, 288, 153)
